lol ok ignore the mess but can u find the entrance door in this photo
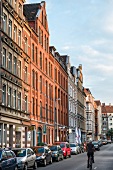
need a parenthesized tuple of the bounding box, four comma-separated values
(37, 127, 42, 144)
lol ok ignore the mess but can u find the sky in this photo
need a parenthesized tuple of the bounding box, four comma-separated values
(26, 0, 113, 105)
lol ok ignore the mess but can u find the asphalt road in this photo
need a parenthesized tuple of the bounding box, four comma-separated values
(36, 143, 113, 170)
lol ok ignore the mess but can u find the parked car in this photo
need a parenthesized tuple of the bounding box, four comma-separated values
(102, 139, 108, 145)
(54, 142, 71, 159)
(107, 139, 112, 144)
(70, 143, 80, 155)
(12, 148, 37, 170)
(92, 141, 100, 151)
(32, 146, 52, 167)
(98, 140, 103, 147)
(49, 145, 64, 161)
(0, 148, 18, 170)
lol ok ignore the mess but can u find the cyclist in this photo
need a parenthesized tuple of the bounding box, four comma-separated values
(86, 139, 95, 168)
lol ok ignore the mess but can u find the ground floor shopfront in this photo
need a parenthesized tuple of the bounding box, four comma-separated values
(0, 116, 30, 148)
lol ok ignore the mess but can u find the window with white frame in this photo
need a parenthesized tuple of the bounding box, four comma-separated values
(13, 90, 16, 108)
(18, 92, 21, 110)
(2, 48, 6, 67)
(3, 13, 7, 32)
(2, 84, 6, 105)
(8, 53, 12, 72)
(8, 87, 12, 107)
(8, 19, 12, 38)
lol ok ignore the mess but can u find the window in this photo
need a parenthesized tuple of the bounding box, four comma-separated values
(32, 70, 35, 88)
(18, 60, 21, 78)
(32, 97, 35, 115)
(36, 72, 38, 90)
(40, 76, 42, 93)
(13, 56, 17, 75)
(18, 92, 21, 110)
(2, 48, 6, 67)
(8, 19, 12, 38)
(40, 52, 42, 69)
(13, 90, 16, 108)
(14, 0, 17, 11)
(19, 3, 22, 17)
(45, 58, 47, 74)
(32, 44, 34, 61)
(40, 101, 42, 120)
(36, 99, 38, 116)
(36, 47, 38, 64)
(2, 84, 6, 105)
(25, 95, 27, 112)
(8, 53, 12, 72)
(8, 87, 12, 107)
(49, 62, 50, 76)
(14, 25, 17, 42)
(24, 37, 28, 53)
(46, 104, 48, 122)
(24, 66, 27, 83)
(3, 13, 7, 32)
(46, 81, 48, 96)
(18, 30, 21, 46)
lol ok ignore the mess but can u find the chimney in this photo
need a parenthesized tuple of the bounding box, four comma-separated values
(102, 103, 105, 106)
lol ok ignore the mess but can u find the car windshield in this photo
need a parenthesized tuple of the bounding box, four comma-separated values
(92, 142, 98, 145)
(50, 146, 57, 151)
(60, 143, 65, 148)
(70, 144, 76, 147)
(12, 149, 26, 157)
(37, 148, 44, 153)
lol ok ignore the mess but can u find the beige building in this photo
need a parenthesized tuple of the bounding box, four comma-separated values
(76, 65, 86, 142)
(84, 88, 95, 141)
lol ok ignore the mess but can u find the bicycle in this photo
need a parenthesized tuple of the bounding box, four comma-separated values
(89, 155, 92, 170)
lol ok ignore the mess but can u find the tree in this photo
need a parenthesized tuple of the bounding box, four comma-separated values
(106, 128, 113, 140)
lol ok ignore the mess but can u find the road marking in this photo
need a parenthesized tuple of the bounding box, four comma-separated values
(94, 167, 97, 169)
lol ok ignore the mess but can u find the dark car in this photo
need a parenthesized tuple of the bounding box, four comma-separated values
(12, 148, 37, 170)
(32, 146, 52, 167)
(92, 141, 100, 151)
(54, 142, 71, 159)
(0, 148, 18, 170)
(49, 145, 64, 161)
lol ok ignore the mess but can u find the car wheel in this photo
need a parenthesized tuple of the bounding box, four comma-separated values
(64, 154, 67, 159)
(57, 156, 60, 162)
(61, 155, 64, 160)
(24, 164, 28, 170)
(14, 166, 18, 170)
(33, 161, 37, 169)
(43, 159, 47, 167)
(49, 157, 52, 164)
(69, 153, 71, 158)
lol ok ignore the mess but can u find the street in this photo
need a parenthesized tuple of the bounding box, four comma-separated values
(36, 143, 113, 170)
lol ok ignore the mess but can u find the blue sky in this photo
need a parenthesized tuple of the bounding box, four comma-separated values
(26, 0, 113, 105)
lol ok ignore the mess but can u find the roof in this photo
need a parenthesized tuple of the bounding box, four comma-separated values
(23, 3, 41, 21)
(95, 100, 101, 106)
(101, 104, 113, 114)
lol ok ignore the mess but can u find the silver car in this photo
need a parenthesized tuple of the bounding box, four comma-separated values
(70, 143, 80, 155)
(12, 148, 37, 170)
